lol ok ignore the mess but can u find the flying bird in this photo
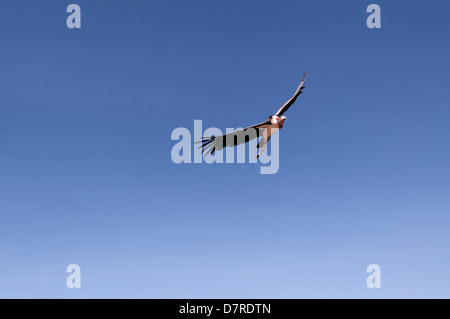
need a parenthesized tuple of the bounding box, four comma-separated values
(196, 73, 307, 158)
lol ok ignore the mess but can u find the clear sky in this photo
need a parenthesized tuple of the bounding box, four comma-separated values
(0, 0, 449, 298)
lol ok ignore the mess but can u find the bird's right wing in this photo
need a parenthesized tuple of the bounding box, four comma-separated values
(274, 72, 307, 116)
(195, 119, 271, 156)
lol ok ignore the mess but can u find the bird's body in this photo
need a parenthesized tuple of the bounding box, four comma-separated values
(196, 73, 307, 158)
(254, 115, 285, 158)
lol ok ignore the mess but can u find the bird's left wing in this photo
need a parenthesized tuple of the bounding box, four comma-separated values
(274, 72, 307, 116)
(195, 119, 272, 156)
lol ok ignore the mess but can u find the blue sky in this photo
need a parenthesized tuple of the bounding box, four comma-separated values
(0, 0, 449, 298)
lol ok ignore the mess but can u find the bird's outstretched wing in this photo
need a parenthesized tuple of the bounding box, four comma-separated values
(274, 72, 307, 116)
(195, 119, 272, 156)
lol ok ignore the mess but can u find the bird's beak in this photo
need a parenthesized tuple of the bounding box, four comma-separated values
(281, 116, 287, 120)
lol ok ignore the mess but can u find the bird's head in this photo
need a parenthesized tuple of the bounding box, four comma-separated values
(276, 115, 287, 127)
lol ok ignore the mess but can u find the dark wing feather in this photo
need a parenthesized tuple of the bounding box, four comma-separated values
(195, 119, 271, 156)
(274, 72, 307, 116)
